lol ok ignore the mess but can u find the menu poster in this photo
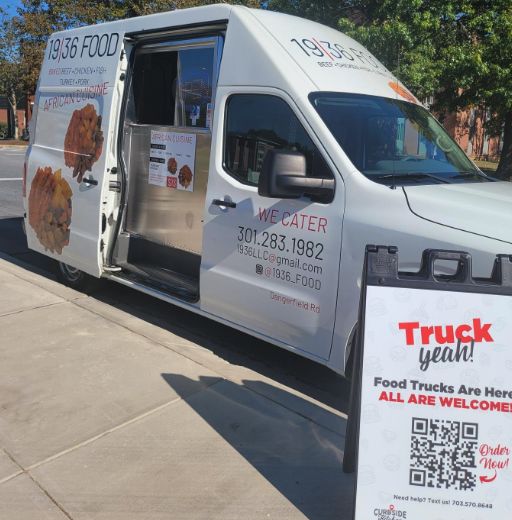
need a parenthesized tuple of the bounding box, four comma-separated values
(149, 131, 196, 192)
(354, 284, 512, 520)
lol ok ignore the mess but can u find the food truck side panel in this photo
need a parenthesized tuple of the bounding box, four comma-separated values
(199, 10, 348, 361)
(25, 28, 124, 276)
(199, 8, 406, 364)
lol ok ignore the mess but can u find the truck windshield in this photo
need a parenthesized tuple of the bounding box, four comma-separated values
(310, 93, 492, 185)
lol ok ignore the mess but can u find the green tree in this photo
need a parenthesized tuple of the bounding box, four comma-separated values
(267, 0, 348, 27)
(338, 1, 512, 179)
(0, 11, 24, 139)
(12, 1, 64, 96)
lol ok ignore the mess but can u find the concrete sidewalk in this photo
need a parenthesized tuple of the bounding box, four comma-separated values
(0, 253, 353, 519)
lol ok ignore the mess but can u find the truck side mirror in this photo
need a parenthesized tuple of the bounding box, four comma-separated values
(258, 149, 335, 201)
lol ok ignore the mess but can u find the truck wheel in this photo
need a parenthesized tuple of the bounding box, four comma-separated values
(56, 262, 99, 292)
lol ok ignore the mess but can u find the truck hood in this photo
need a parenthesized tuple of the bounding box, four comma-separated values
(403, 182, 512, 245)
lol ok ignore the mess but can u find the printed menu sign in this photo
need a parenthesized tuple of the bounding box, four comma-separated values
(149, 131, 196, 192)
(355, 285, 512, 520)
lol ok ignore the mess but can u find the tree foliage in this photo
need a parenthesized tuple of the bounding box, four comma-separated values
(266, 0, 348, 27)
(338, 2, 441, 101)
(338, 0, 512, 177)
(0, 10, 24, 138)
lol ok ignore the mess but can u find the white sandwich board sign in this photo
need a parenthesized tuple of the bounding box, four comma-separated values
(346, 246, 512, 520)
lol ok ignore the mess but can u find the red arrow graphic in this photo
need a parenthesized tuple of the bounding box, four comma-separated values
(479, 470, 497, 484)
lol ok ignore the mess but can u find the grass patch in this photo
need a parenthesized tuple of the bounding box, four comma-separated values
(474, 159, 498, 172)
(0, 139, 27, 146)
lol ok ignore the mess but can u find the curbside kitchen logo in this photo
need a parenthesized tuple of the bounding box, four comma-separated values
(374, 504, 407, 520)
(398, 319, 493, 372)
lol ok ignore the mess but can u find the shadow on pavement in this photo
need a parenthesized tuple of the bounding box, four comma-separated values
(0, 216, 56, 273)
(0, 217, 350, 412)
(111, 283, 351, 411)
(161, 373, 352, 520)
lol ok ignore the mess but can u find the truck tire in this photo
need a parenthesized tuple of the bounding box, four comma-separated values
(56, 262, 100, 293)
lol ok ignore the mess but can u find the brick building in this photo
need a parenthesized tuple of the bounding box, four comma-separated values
(0, 95, 32, 138)
(443, 106, 502, 162)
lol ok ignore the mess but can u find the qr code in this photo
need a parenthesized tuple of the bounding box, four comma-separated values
(409, 417, 478, 491)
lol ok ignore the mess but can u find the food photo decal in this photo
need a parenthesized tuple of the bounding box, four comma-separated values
(167, 157, 177, 175)
(178, 164, 193, 189)
(64, 103, 104, 183)
(28, 167, 72, 254)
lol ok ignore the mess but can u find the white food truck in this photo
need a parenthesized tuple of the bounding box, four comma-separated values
(23, 4, 512, 375)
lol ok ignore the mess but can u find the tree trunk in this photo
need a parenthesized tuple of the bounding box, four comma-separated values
(7, 91, 18, 140)
(496, 111, 512, 181)
(6, 100, 14, 139)
(12, 91, 18, 140)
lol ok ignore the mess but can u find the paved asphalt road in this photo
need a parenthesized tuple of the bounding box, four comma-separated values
(0, 144, 349, 409)
(0, 146, 25, 219)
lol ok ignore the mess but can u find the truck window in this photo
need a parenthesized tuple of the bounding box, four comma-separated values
(224, 94, 332, 186)
(310, 92, 491, 185)
(175, 47, 214, 128)
(130, 46, 214, 128)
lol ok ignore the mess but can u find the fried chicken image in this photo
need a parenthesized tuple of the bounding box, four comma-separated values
(28, 167, 72, 254)
(178, 164, 193, 189)
(167, 157, 177, 175)
(64, 104, 104, 183)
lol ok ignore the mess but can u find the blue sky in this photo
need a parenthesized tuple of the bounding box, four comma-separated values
(0, 0, 23, 17)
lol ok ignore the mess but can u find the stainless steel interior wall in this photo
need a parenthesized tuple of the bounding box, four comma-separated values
(125, 124, 211, 255)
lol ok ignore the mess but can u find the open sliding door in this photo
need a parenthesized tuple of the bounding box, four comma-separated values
(113, 34, 223, 301)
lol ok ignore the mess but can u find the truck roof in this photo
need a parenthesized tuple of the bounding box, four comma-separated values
(47, 4, 416, 104)
(50, 4, 235, 36)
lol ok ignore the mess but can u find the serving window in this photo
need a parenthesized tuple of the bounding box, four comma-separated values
(128, 39, 217, 129)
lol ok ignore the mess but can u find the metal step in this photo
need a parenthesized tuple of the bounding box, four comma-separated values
(120, 262, 199, 303)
